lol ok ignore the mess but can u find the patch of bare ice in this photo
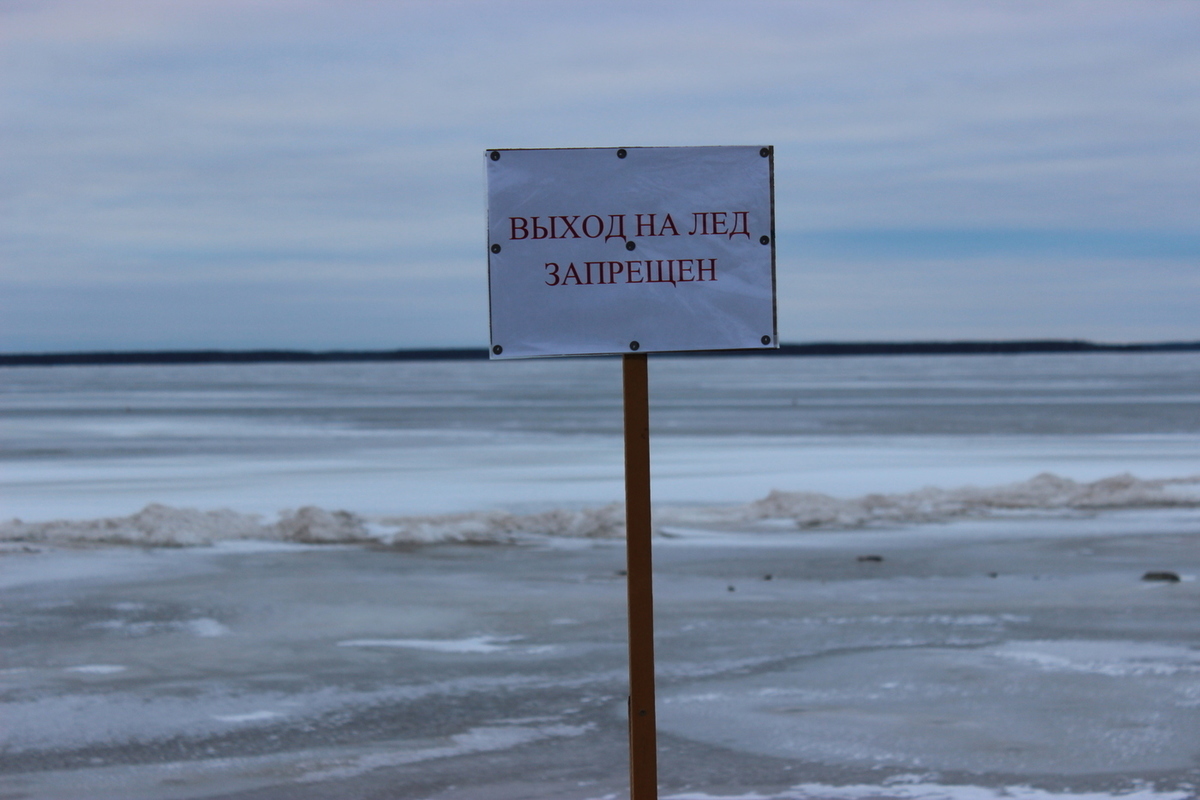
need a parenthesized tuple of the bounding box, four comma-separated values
(655, 782, 1194, 800)
(64, 665, 127, 675)
(336, 635, 519, 654)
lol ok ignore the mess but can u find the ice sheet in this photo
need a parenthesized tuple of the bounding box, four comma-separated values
(3, 354, 1200, 798)
(4, 354, 1200, 521)
(4, 508, 1200, 798)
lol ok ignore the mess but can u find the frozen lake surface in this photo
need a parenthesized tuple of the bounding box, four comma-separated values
(2, 353, 1199, 799)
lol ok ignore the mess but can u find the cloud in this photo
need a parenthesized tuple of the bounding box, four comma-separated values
(1, 1, 1197, 349)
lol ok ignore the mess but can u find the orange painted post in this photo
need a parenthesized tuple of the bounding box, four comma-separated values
(623, 352, 657, 800)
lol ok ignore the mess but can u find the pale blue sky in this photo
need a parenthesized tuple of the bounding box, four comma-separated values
(2, 0, 1197, 351)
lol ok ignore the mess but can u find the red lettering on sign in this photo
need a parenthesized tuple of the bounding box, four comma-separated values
(604, 215, 627, 242)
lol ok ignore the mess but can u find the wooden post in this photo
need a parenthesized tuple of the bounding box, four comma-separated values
(623, 352, 657, 800)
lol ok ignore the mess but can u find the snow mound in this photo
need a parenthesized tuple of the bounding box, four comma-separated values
(373, 504, 625, 545)
(740, 472, 1200, 529)
(0, 504, 264, 547)
(2, 473, 1197, 548)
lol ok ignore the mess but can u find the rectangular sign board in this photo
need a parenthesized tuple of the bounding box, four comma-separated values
(486, 146, 776, 359)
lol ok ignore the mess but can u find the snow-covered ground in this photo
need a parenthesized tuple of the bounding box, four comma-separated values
(3, 510, 1199, 799)
(2, 354, 1199, 798)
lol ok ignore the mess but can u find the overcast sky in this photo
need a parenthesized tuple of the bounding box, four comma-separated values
(2, 0, 1197, 352)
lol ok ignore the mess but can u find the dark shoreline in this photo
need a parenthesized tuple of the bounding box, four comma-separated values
(2, 339, 1199, 367)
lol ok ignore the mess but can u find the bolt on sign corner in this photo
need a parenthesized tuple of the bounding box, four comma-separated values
(486, 146, 776, 359)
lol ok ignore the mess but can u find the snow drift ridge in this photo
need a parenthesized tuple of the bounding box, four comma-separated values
(2, 473, 1197, 548)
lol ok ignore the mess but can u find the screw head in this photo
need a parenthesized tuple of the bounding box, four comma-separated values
(617, 149, 627, 158)
(629, 341, 640, 351)
(492, 345, 503, 355)
(625, 240, 636, 251)
(490, 243, 501, 254)
(761, 335, 771, 345)
(759, 235, 770, 245)
(760, 147, 770, 157)
(489, 150, 500, 161)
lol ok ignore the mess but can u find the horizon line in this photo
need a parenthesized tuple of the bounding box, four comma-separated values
(2, 339, 1199, 367)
